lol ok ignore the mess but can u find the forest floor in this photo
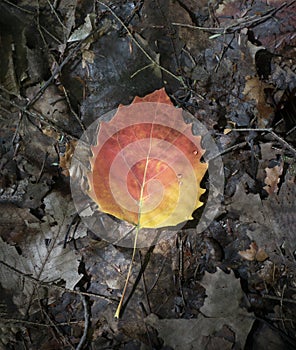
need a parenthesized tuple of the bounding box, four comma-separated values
(0, 1, 296, 349)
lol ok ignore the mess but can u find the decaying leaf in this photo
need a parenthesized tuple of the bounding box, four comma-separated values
(239, 241, 269, 262)
(0, 191, 86, 315)
(263, 163, 283, 195)
(239, 242, 258, 261)
(60, 139, 77, 176)
(227, 167, 296, 275)
(243, 76, 274, 127)
(88, 88, 207, 229)
(145, 269, 254, 350)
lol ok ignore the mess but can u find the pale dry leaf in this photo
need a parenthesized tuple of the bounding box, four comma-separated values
(68, 13, 94, 42)
(0, 191, 86, 315)
(256, 248, 269, 262)
(200, 269, 247, 318)
(145, 269, 254, 350)
(243, 76, 274, 127)
(263, 163, 283, 195)
(239, 242, 258, 261)
(239, 242, 269, 262)
(0, 237, 34, 293)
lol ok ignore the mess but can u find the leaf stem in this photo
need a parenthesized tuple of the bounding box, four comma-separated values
(114, 225, 139, 318)
(114, 131, 152, 318)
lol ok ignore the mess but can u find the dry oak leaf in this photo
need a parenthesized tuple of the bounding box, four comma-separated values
(88, 88, 207, 228)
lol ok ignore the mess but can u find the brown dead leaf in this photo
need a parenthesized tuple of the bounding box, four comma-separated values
(263, 164, 283, 195)
(256, 248, 269, 262)
(239, 242, 258, 261)
(146, 269, 254, 350)
(60, 139, 77, 176)
(41, 126, 62, 141)
(243, 76, 274, 127)
(239, 242, 269, 262)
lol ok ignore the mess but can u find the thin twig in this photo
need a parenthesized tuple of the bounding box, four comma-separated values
(269, 131, 296, 158)
(0, 318, 51, 327)
(130, 63, 155, 79)
(0, 260, 115, 302)
(263, 294, 296, 305)
(11, 111, 24, 144)
(36, 151, 48, 183)
(280, 284, 287, 332)
(214, 34, 235, 72)
(26, 24, 104, 109)
(76, 294, 90, 350)
(46, 0, 67, 30)
(286, 125, 296, 136)
(114, 228, 139, 318)
(230, 128, 273, 132)
(0, 94, 78, 139)
(3, 0, 35, 14)
(0, 317, 88, 327)
(61, 86, 86, 132)
(36, 0, 47, 47)
(38, 289, 75, 349)
(230, 128, 296, 157)
(138, 250, 151, 314)
(40, 24, 64, 45)
(63, 213, 81, 248)
(208, 141, 248, 161)
(97, 1, 186, 87)
(0, 84, 21, 99)
(147, 256, 166, 294)
(172, 2, 290, 35)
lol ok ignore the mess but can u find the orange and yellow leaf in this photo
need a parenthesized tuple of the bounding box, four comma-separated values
(88, 88, 207, 229)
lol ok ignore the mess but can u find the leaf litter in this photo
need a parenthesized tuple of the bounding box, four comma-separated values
(0, 0, 296, 349)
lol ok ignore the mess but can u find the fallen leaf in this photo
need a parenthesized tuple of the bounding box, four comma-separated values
(227, 167, 296, 275)
(145, 269, 254, 350)
(263, 163, 283, 195)
(82, 50, 95, 69)
(88, 88, 207, 229)
(60, 139, 77, 176)
(239, 242, 258, 261)
(243, 76, 274, 127)
(0, 191, 86, 316)
(68, 13, 94, 42)
(239, 241, 269, 262)
(256, 248, 269, 262)
(223, 128, 232, 135)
